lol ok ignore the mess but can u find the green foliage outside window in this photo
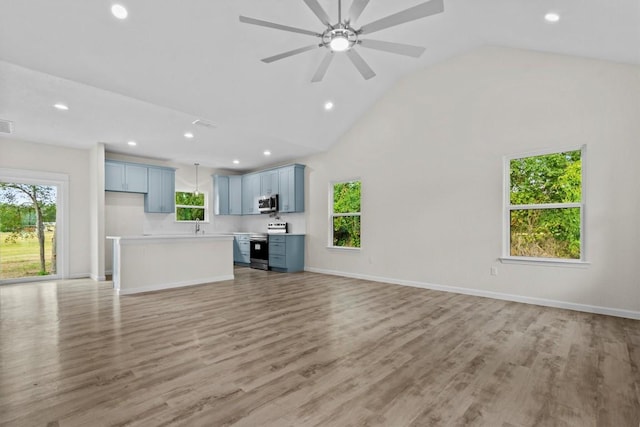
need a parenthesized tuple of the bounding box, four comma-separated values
(509, 150, 582, 259)
(175, 191, 205, 221)
(332, 181, 361, 248)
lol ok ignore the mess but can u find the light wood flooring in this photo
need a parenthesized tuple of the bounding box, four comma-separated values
(1, 267, 639, 426)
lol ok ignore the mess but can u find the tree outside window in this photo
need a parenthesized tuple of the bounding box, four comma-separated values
(331, 180, 361, 248)
(175, 191, 206, 221)
(507, 147, 583, 260)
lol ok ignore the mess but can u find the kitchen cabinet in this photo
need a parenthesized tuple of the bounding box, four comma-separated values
(229, 176, 242, 215)
(278, 164, 305, 213)
(144, 166, 175, 213)
(214, 164, 305, 216)
(242, 173, 260, 215)
(233, 234, 250, 265)
(260, 170, 279, 196)
(268, 235, 304, 272)
(214, 175, 229, 215)
(105, 160, 148, 193)
(214, 175, 242, 215)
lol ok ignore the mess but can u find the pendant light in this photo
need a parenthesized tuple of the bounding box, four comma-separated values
(194, 163, 200, 196)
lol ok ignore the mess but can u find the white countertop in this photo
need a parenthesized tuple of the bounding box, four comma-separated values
(232, 232, 306, 236)
(107, 234, 234, 241)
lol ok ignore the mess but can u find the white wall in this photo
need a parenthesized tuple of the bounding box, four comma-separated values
(302, 46, 640, 315)
(0, 138, 91, 278)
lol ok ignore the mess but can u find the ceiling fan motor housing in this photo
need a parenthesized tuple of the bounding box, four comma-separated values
(322, 25, 358, 52)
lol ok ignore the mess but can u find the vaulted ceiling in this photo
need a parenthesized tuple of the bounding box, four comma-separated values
(1, 0, 638, 170)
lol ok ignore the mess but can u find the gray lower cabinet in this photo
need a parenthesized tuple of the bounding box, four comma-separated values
(105, 160, 148, 193)
(145, 167, 175, 213)
(233, 234, 250, 265)
(269, 235, 304, 272)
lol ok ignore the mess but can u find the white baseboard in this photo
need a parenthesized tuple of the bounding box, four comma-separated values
(68, 273, 91, 280)
(119, 274, 235, 295)
(304, 267, 640, 320)
(89, 274, 106, 281)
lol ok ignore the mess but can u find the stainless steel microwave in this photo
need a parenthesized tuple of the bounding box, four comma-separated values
(258, 194, 278, 213)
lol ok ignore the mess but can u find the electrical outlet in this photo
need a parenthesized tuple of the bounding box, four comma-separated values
(490, 266, 498, 276)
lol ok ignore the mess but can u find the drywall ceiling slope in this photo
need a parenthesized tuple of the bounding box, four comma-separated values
(0, 0, 638, 169)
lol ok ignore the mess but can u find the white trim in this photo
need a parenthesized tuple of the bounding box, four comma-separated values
(328, 178, 362, 249)
(0, 274, 61, 285)
(499, 257, 590, 267)
(502, 145, 586, 262)
(304, 267, 640, 320)
(175, 190, 209, 222)
(90, 274, 107, 281)
(118, 274, 234, 295)
(326, 246, 361, 251)
(68, 272, 91, 279)
(0, 167, 70, 279)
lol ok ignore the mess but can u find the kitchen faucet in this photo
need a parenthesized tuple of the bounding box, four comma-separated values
(195, 217, 201, 235)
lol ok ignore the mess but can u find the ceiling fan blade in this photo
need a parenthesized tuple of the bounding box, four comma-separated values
(348, 0, 370, 23)
(239, 16, 319, 37)
(359, 39, 426, 57)
(261, 44, 320, 63)
(359, 0, 444, 35)
(303, 0, 332, 26)
(311, 52, 335, 82)
(346, 49, 376, 80)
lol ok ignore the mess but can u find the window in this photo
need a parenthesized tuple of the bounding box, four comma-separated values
(330, 180, 361, 248)
(175, 191, 206, 222)
(505, 146, 584, 261)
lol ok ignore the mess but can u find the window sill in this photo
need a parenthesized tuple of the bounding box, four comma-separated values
(499, 257, 590, 268)
(327, 246, 361, 252)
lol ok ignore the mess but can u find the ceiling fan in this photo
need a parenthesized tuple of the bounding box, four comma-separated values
(239, 0, 444, 82)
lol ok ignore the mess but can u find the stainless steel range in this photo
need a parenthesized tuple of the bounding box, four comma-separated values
(249, 222, 289, 271)
(249, 233, 269, 270)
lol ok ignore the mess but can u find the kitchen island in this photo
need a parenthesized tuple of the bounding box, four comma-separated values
(107, 234, 234, 295)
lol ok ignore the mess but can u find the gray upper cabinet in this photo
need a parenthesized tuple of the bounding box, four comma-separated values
(214, 175, 230, 215)
(229, 175, 242, 215)
(105, 160, 148, 193)
(242, 173, 260, 215)
(144, 167, 175, 213)
(278, 164, 305, 213)
(215, 164, 305, 216)
(214, 175, 242, 216)
(260, 170, 279, 196)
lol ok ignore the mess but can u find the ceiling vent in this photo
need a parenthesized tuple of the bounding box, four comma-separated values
(0, 119, 13, 134)
(192, 119, 217, 129)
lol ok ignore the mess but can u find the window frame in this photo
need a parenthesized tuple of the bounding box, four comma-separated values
(174, 190, 209, 223)
(328, 179, 362, 250)
(501, 145, 588, 266)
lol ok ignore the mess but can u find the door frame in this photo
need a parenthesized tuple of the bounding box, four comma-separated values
(0, 168, 69, 284)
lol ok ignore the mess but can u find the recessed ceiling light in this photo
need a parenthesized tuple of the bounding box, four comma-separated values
(233, 160, 240, 165)
(324, 101, 334, 111)
(184, 132, 194, 139)
(263, 150, 271, 156)
(53, 103, 69, 111)
(544, 12, 560, 23)
(111, 4, 128, 20)
(127, 141, 137, 146)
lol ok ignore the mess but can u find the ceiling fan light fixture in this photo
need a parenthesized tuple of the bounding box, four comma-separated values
(330, 35, 350, 52)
